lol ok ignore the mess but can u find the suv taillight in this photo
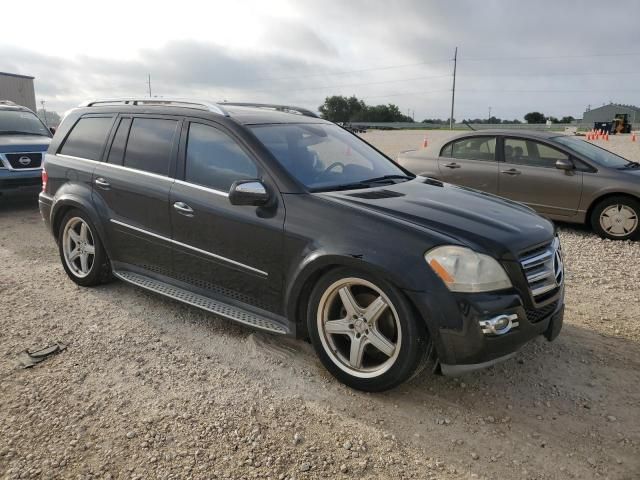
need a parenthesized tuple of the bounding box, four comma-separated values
(41, 167, 48, 192)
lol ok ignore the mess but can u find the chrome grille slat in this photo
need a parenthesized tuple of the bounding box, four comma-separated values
(519, 237, 563, 303)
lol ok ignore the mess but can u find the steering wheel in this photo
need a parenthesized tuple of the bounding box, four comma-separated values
(317, 162, 345, 179)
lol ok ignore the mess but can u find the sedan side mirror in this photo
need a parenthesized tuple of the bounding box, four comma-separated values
(49, 126, 56, 135)
(555, 158, 574, 171)
(229, 180, 270, 206)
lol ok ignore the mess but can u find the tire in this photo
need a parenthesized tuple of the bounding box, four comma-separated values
(590, 196, 640, 241)
(57, 209, 112, 286)
(307, 267, 429, 392)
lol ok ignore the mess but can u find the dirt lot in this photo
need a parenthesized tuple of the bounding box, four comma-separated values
(1, 131, 639, 480)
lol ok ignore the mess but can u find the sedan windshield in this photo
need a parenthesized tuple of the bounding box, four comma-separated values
(251, 123, 412, 191)
(0, 110, 50, 136)
(553, 135, 634, 168)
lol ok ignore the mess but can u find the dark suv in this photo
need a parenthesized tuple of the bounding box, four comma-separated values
(39, 99, 564, 391)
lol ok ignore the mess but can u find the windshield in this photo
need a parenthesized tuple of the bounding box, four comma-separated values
(251, 123, 411, 191)
(553, 135, 633, 168)
(0, 109, 50, 136)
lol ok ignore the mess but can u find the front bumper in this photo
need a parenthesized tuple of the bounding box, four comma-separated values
(0, 168, 42, 196)
(406, 286, 564, 374)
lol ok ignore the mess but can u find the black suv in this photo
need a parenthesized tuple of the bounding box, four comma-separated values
(39, 99, 564, 391)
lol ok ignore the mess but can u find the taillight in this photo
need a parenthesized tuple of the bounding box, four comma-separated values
(41, 167, 48, 192)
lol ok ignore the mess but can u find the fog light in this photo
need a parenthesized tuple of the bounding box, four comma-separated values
(479, 314, 519, 336)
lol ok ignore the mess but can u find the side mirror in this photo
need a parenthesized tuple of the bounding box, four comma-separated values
(49, 126, 56, 135)
(555, 158, 574, 171)
(228, 180, 270, 206)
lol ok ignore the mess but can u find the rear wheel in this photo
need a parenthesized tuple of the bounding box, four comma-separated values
(307, 268, 429, 392)
(590, 196, 639, 240)
(58, 209, 112, 286)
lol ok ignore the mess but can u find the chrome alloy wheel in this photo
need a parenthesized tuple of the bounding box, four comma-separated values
(317, 277, 401, 378)
(599, 204, 638, 237)
(62, 217, 96, 278)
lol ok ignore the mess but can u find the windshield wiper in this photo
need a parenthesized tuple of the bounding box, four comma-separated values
(0, 130, 47, 136)
(620, 162, 640, 169)
(360, 174, 414, 183)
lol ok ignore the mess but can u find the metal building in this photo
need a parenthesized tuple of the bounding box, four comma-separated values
(0, 71, 36, 111)
(582, 103, 640, 125)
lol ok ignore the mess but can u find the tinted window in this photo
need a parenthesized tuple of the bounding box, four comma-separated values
(185, 123, 258, 191)
(504, 138, 568, 168)
(106, 118, 132, 165)
(450, 137, 496, 161)
(60, 117, 114, 160)
(554, 135, 631, 169)
(123, 118, 178, 175)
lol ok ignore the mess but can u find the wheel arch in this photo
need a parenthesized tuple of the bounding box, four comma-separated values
(585, 191, 640, 227)
(286, 253, 430, 339)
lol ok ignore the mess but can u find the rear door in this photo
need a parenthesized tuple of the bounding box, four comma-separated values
(437, 136, 499, 193)
(498, 137, 582, 217)
(169, 120, 285, 313)
(92, 115, 181, 274)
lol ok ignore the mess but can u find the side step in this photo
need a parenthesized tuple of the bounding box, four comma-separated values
(113, 270, 288, 334)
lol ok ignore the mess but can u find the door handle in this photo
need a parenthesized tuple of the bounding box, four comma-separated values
(443, 162, 461, 169)
(501, 168, 521, 176)
(94, 177, 111, 189)
(173, 202, 194, 216)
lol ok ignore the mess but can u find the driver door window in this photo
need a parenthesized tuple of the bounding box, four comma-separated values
(185, 123, 258, 192)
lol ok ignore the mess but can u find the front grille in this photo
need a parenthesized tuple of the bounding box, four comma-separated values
(5, 152, 42, 169)
(519, 237, 563, 303)
(525, 300, 558, 323)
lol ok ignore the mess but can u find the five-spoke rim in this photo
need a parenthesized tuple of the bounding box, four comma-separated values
(599, 204, 638, 237)
(317, 277, 401, 378)
(62, 217, 95, 278)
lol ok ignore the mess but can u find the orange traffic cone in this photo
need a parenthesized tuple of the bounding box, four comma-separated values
(587, 132, 592, 140)
(422, 135, 428, 148)
(605, 133, 609, 141)
(632, 133, 637, 142)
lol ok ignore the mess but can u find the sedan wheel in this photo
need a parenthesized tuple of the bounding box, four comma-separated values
(63, 217, 96, 278)
(599, 204, 638, 238)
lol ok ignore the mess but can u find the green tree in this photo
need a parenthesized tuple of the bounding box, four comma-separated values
(524, 111, 546, 124)
(318, 96, 411, 122)
(560, 116, 575, 123)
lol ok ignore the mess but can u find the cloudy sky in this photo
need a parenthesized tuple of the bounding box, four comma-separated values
(2, 0, 639, 120)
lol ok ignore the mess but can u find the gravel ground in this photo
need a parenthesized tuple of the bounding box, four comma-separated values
(1, 131, 639, 480)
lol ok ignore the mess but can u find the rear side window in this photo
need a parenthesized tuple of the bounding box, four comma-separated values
(60, 117, 113, 160)
(450, 137, 496, 161)
(123, 118, 178, 175)
(440, 143, 453, 157)
(504, 138, 569, 168)
(185, 123, 258, 192)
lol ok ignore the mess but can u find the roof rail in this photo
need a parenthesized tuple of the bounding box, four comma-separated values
(0, 100, 18, 106)
(78, 98, 230, 116)
(222, 102, 319, 118)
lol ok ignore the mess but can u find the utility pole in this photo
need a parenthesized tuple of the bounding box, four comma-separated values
(449, 47, 457, 130)
(40, 100, 48, 127)
(147, 74, 152, 98)
(488, 106, 492, 123)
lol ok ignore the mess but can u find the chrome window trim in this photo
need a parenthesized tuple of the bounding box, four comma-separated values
(174, 179, 229, 197)
(57, 154, 174, 182)
(109, 218, 268, 277)
(0, 152, 45, 171)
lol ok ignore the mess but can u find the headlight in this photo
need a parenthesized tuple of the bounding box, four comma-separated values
(425, 246, 512, 293)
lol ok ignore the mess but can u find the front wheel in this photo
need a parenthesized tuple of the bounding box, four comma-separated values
(307, 268, 429, 392)
(590, 196, 639, 241)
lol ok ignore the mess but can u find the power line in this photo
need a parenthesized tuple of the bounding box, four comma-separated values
(460, 52, 640, 61)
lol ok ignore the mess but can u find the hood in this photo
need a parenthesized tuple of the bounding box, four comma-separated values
(319, 177, 555, 259)
(0, 135, 51, 153)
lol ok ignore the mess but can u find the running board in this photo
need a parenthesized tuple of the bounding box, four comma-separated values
(113, 270, 288, 335)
